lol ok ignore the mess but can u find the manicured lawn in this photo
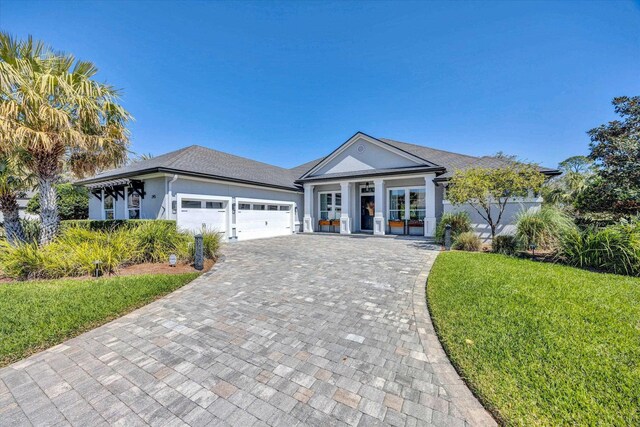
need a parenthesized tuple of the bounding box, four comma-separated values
(427, 252, 640, 426)
(0, 273, 199, 367)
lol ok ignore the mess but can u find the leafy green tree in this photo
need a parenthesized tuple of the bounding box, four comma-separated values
(543, 156, 594, 206)
(27, 183, 89, 220)
(447, 163, 546, 239)
(0, 33, 131, 245)
(578, 96, 640, 215)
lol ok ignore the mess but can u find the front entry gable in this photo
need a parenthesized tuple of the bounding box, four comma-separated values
(302, 132, 437, 178)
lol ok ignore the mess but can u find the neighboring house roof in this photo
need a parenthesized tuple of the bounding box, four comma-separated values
(77, 145, 305, 191)
(78, 134, 560, 190)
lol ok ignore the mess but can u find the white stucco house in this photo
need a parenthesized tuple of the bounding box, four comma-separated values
(78, 132, 559, 241)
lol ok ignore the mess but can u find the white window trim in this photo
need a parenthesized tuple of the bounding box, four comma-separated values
(125, 186, 142, 220)
(318, 191, 342, 220)
(386, 186, 426, 222)
(102, 189, 116, 220)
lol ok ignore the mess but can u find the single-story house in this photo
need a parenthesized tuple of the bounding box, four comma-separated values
(78, 132, 559, 240)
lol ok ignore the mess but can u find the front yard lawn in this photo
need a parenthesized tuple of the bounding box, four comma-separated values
(428, 252, 640, 426)
(0, 273, 199, 367)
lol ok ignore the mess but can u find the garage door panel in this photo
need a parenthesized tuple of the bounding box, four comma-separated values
(236, 201, 293, 240)
(176, 195, 229, 236)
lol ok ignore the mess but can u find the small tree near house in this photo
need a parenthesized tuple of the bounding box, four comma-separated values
(446, 163, 545, 240)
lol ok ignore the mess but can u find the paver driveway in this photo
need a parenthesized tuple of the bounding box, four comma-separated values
(0, 234, 494, 427)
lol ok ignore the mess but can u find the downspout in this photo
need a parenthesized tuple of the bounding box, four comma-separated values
(166, 175, 178, 219)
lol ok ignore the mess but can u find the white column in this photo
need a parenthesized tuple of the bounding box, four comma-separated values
(339, 182, 352, 234)
(424, 174, 437, 237)
(373, 179, 385, 235)
(303, 184, 315, 233)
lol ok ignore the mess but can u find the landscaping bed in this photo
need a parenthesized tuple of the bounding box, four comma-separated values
(0, 273, 199, 367)
(427, 251, 640, 426)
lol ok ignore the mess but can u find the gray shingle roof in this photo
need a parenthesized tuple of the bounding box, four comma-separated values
(78, 136, 559, 190)
(78, 145, 304, 191)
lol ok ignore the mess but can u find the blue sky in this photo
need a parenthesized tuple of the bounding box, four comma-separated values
(2, 1, 639, 169)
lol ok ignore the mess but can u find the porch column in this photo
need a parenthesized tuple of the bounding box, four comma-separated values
(373, 178, 385, 235)
(424, 174, 437, 237)
(339, 182, 352, 234)
(303, 184, 315, 233)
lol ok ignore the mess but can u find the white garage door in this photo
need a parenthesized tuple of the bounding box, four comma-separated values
(236, 200, 293, 240)
(176, 194, 230, 236)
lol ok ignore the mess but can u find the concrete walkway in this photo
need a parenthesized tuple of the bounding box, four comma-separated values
(0, 234, 495, 426)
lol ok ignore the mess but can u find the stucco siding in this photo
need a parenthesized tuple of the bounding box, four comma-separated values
(315, 137, 420, 176)
(443, 198, 542, 240)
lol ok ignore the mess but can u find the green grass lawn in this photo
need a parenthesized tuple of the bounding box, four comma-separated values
(427, 252, 640, 426)
(0, 273, 199, 367)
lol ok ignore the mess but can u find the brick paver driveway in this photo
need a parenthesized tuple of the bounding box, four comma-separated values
(0, 234, 494, 427)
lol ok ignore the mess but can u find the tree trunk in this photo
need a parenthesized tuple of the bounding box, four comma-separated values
(38, 177, 59, 245)
(490, 223, 496, 240)
(0, 194, 26, 246)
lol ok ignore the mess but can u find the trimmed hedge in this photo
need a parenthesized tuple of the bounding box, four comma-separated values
(60, 219, 176, 232)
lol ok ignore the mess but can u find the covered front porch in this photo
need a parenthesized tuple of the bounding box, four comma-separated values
(302, 173, 439, 237)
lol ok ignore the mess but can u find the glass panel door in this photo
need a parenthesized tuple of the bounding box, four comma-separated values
(388, 189, 405, 220)
(409, 188, 426, 220)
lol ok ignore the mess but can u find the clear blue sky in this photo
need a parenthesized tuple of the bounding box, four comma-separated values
(2, 1, 639, 168)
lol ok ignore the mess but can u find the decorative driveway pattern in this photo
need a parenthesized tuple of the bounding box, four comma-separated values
(0, 234, 495, 426)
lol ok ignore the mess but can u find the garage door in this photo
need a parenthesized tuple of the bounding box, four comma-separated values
(236, 200, 294, 240)
(176, 194, 230, 236)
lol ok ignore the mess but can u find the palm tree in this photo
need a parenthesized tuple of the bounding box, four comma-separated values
(0, 156, 27, 245)
(0, 33, 131, 244)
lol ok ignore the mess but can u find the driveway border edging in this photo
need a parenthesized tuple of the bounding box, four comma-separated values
(411, 251, 497, 427)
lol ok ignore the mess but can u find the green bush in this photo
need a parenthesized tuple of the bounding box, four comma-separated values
(27, 183, 89, 220)
(0, 241, 44, 280)
(452, 231, 482, 251)
(189, 228, 222, 261)
(559, 220, 640, 276)
(60, 219, 176, 232)
(131, 221, 190, 263)
(0, 221, 221, 280)
(435, 212, 472, 244)
(516, 206, 576, 251)
(492, 234, 519, 255)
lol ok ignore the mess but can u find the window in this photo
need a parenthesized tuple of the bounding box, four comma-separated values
(409, 188, 426, 220)
(182, 200, 202, 209)
(252, 204, 266, 210)
(319, 192, 341, 220)
(279, 205, 290, 211)
(268, 205, 278, 211)
(128, 191, 141, 219)
(104, 193, 115, 220)
(205, 201, 223, 209)
(389, 189, 405, 220)
(388, 187, 427, 222)
(239, 203, 251, 210)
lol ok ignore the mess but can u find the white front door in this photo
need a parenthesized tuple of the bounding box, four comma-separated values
(236, 199, 294, 240)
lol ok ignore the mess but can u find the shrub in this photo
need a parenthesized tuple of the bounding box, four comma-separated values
(516, 207, 576, 251)
(27, 183, 89, 220)
(559, 220, 640, 276)
(435, 212, 472, 244)
(0, 220, 220, 280)
(452, 231, 482, 251)
(492, 234, 519, 255)
(60, 219, 176, 232)
(189, 229, 222, 261)
(131, 221, 190, 263)
(0, 241, 44, 280)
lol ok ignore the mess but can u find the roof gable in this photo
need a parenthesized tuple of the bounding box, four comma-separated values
(300, 132, 437, 179)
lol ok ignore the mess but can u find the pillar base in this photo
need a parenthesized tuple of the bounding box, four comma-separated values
(424, 217, 437, 237)
(340, 216, 351, 234)
(303, 216, 314, 233)
(373, 216, 385, 235)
